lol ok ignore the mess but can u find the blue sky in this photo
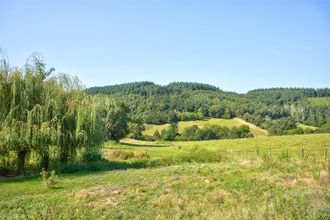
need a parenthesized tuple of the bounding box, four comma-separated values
(1, 0, 329, 92)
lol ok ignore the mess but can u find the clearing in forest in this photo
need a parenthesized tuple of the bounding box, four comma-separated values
(143, 117, 268, 137)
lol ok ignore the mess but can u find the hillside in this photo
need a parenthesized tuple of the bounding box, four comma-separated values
(297, 123, 318, 131)
(87, 81, 223, 95)
(143, 118, 268, 137)
(87, 82, 330, 136)
(308, 97, 330, 106)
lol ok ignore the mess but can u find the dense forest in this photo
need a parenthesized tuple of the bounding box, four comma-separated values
(88, 82, 330, 135)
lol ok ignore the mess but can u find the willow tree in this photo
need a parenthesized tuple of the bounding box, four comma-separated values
(0, 54, 106, 175)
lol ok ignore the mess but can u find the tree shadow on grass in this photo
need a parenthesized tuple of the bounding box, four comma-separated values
(0, 158, 155, 183)
(59, 158, 151, 174)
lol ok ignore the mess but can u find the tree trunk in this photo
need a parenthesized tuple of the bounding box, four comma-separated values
(42, 153, 49, 170)
(17, 150, 27, 176)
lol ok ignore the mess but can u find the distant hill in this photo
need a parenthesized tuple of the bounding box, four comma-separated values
(86, 82, 330, 136)
(87, 81, 224, 96)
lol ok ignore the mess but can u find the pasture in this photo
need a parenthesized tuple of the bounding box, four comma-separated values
(297, 123, 319, 131)
(143, 117, 268, 137)
(1, 133, 329, 219)
(308, 97, 330, 106)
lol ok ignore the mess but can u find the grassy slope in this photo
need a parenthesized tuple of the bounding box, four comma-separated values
(1, 134, 329, 219)
(120, 134, 330, 158)
(308, 97, 330, 106)
(143, 118, 268, 137)
(297, 123, 319, 131)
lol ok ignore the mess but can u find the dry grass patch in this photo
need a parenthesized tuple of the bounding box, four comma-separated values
(104, 149, 149, 160)
(319, 170, 330, 185)
(74, 184, 126, 207)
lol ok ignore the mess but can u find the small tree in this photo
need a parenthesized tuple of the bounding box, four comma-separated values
(198, 106, 209, 117)
(161, 123, 178, 141)
(104, 102, 129, 142)
(153, 130, 161, 140)
(128, 119, 145, 139)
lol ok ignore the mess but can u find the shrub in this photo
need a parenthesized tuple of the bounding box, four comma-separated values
(153, 130, 161, 140)
(40, 168, 58, 189)
(265, 117, 296, 135)
(177, 112, 203, 121)
(160, 123, 178, 141)
(80, 147, 102, 163)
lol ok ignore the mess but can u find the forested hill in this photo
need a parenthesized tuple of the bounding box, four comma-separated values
(88, 82, 330, 98)
(87, 82, 330, 135)
(87, 82, 224, 96)
(246, 88, 330, 103)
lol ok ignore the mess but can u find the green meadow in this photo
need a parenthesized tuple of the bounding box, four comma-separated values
(297, 123, 319, 131)
(1, 133, 329, 219)
(308, 97, 330, 106)
(143, 117, 268, 137)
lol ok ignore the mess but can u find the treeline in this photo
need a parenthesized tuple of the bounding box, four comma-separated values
(87, 81, 221, 96)
(247, 88, 330, 102)
(146, 124, 253, 141)
(87, 82, 330, 135)
(0, 55, 132, 175)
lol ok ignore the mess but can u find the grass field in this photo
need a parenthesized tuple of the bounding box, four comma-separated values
(1, 133, 329, 219)
(308, 97, 330, 106)
(143, 117, 268, 137)
(297, 123, 319, 131)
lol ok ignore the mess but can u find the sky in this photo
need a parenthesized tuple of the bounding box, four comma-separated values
(1, 0, 329, 93)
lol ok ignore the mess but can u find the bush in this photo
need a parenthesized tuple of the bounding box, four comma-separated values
(40, 168, 58, 189)
(265, 117, 297, 135)
(318, 123, 330, 133)
(80, 148, 102, 163)
(153, 130, 161, 140)
(287, 127, 304, 135)
(160, 123, 178, 141)
(177, 112, 203, 121)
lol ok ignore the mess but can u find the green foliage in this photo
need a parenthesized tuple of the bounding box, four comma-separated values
(153, 130, 161, 140)
(160, 123, 179, 141)
(87, 82, 330, 134)
(209, 104, 225, 118)
(0, 54, 133, 174)
(1, 134, 329, 219)
(265, 117, 297, 135)
(40, 168, 58, 189)
(177, 112, 203, 121)
(150, 124, 253, 141)
(197, 105, 209, 117)
(87, 81, 221, 96)
(179, 125, 253, 141)
(104, 102, 129, 142)
(128, 120, 145, 139)
(318, 123, 330, 133)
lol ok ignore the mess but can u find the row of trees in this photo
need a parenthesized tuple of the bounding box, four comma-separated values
(0, 55, 131, 175)
(150, 124, 253, 141)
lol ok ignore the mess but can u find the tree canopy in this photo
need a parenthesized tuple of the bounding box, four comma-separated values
(0, 54, 129, 175)
(87, 83, 330, 135)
